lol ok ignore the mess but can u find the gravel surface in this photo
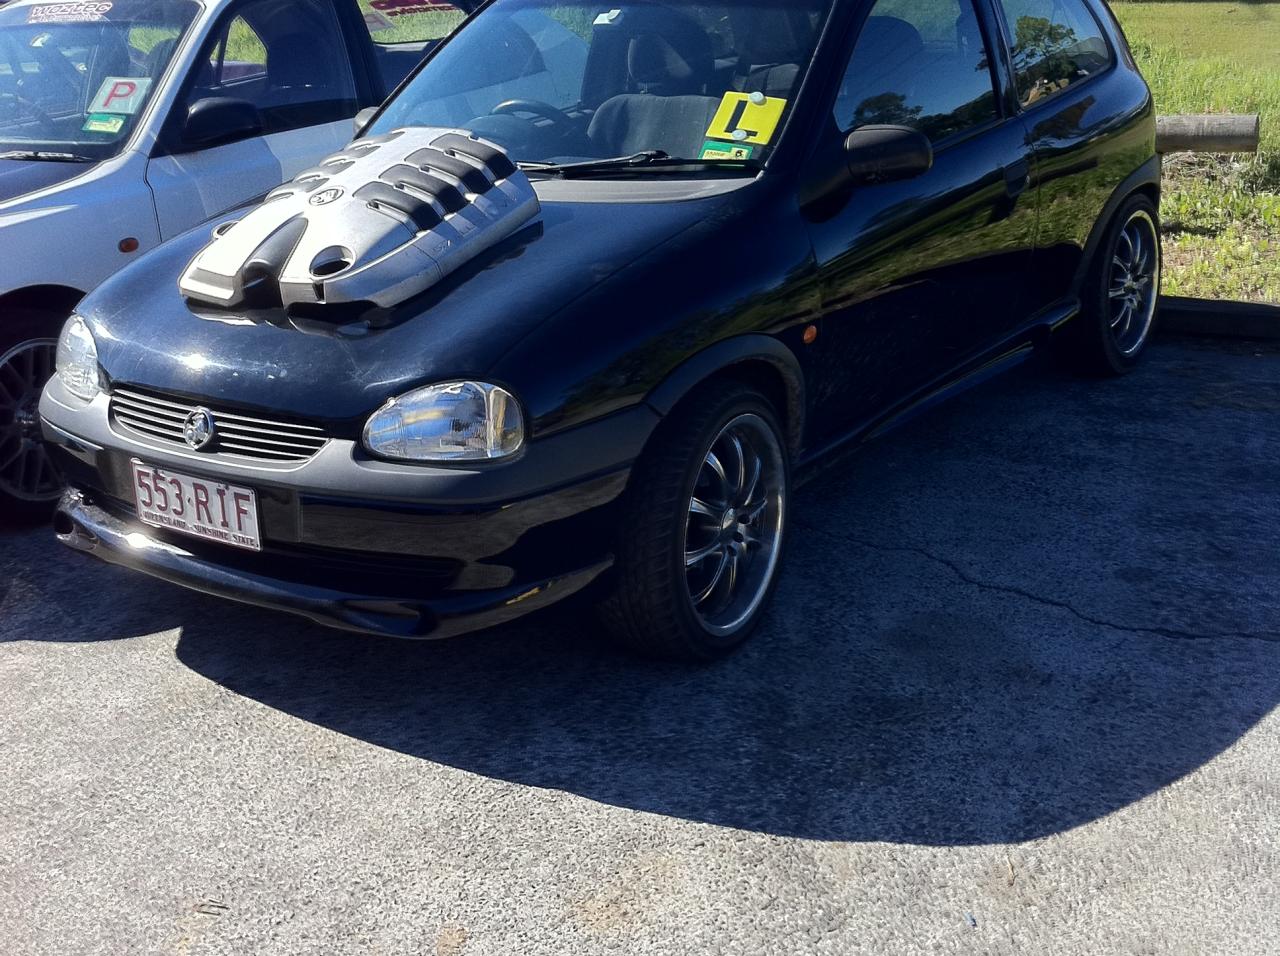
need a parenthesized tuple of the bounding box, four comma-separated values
(2, 336, 1278, 955)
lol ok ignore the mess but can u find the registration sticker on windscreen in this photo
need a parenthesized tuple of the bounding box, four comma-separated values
(132, 461, 262, 552)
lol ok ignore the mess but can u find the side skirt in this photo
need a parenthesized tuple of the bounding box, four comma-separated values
(794, 298, 1079, 482)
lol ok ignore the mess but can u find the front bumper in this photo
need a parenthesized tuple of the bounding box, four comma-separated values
(40, 378, 658, 638)
(53, 490, 611, 638)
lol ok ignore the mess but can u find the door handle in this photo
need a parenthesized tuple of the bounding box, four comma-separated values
(1003, 160, 1031, 199)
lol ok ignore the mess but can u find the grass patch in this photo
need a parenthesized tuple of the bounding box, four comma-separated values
(1112, 1, 1279, 303)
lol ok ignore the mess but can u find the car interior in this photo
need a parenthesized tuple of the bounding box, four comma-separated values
(183, 0, 356, 142)
(0, 3, 192, 146)
(389, 1, 828, 165)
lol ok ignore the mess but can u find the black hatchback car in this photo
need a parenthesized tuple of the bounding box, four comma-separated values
(40, 0, 1160, 659)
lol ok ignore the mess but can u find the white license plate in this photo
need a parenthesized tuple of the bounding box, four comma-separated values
(131, 461, 262, 552)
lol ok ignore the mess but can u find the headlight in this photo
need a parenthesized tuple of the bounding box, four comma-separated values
(363, 382, 524, 462)
(55, 314, 101, 402)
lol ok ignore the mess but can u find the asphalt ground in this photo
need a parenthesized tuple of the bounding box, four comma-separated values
(2, 335, 1278, 955)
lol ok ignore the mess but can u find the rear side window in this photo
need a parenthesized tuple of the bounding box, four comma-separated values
(993, 0, 1112, 106)
(834, 0, 999, 143)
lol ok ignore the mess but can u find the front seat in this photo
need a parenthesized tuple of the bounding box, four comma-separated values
(587, 26, 718, 158)
(265, 31, 338, 100)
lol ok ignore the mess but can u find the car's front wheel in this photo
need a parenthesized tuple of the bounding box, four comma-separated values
(0, 310, 64, 523)
(598, 381, 789, 660)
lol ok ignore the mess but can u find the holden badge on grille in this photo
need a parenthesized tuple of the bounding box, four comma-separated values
(183, 408, 216, 451)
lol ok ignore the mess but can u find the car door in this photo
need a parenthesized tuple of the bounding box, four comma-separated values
(146, 0, 360, 240)
(989, 0, 1127, 316)
(804, 0, 1040, 444)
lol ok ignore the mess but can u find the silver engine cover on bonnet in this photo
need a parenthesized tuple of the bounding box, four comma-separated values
(179, 128, 540, 310)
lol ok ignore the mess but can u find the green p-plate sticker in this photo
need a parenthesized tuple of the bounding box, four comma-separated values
(82, 112, 125, 134)
(699, 139, 755, 161)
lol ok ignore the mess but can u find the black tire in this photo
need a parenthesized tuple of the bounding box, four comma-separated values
(0, 309, 66, 525)
(1064, 193, 1162, 376)
(596, 380, 790, 661)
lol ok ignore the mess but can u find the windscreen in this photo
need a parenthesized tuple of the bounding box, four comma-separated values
(0, 0, 199, 161)
(370, 0, 835, 170)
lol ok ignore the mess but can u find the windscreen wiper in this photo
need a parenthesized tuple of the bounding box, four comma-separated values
(0, 149, 94, 163)
(519, 150, 760, 178)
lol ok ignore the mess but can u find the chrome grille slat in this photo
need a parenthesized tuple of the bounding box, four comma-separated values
(216, 411, 326, 433)
(113, 414, 181, 443)
(217, 441, 306, 460)
(216, 432, 326, 452)
(208, 420, 327, 443)
(109, 387, 330, 464)
(112, 397, 187, 421)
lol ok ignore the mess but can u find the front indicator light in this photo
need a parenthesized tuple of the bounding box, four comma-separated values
(363, 382, 524, 462)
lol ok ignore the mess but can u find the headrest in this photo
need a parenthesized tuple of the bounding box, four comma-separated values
(855, 15, 925, 73)
(269, 32, 325, 88)
(625, 23, 713, 94)
(732, 9, 812, 66)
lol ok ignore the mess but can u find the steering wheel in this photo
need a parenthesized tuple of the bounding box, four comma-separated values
(490, 98, 574, 130)
(0, 91, 54, 127)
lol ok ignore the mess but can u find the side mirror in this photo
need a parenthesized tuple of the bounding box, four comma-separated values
(353, 106, 379, 138)
(800, 124, 934, 213)
(843, 125, 934, 182)
(183, 97, 262, 150)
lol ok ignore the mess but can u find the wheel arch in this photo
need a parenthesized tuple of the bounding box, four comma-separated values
(1071, 155, 1162, 294)
(0, 285, 85, 324)
(645, 335, 806, 456)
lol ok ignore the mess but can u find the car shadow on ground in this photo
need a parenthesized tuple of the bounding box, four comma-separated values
(9, 340, 1280, 844)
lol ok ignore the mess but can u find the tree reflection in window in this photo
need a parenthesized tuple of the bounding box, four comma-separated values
(834, 0, 999, 143)
(995, 0, 1113, 107)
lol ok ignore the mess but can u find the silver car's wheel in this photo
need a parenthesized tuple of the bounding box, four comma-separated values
(0, 338, 61, 504)
(684, 413, 786, 638)
(1108, 209, 1160, 356)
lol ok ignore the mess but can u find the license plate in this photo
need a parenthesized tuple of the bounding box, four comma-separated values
(131, 461, 262, 552)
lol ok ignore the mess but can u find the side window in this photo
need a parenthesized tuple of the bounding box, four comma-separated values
(993, 0, 1112, 106)
(205, 17, 268, 84)
(360, 0, 466, 45)
(184, 0, 356, 141)
(834, 0, 999, 143)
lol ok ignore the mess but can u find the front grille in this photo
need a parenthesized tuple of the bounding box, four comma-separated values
(109, 387, 329, 464)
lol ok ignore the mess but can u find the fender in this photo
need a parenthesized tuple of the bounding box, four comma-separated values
(1071, 154, 1162, 293)
(645, 334, 807, 453)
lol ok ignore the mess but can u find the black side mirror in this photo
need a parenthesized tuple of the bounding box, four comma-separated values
(843, 125, 933, 182)
(183, 97, 263, 149)
(800, 124, 934, 214)
(353, 106, 379, 139)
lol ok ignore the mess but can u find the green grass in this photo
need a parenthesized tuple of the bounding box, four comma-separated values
(1111, 1, 1280, 302)
(356, 3, 465, 44)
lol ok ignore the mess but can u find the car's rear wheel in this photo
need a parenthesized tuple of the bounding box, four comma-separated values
(1067, 193, 1162, 375)
(597, 381, 789, 660)
(0, 310, 64, 524)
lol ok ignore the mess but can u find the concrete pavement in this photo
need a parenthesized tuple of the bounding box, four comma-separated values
(2, 335, 1277, 954)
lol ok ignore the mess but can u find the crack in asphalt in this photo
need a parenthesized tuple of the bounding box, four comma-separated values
(797, 518, 1280, 646)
